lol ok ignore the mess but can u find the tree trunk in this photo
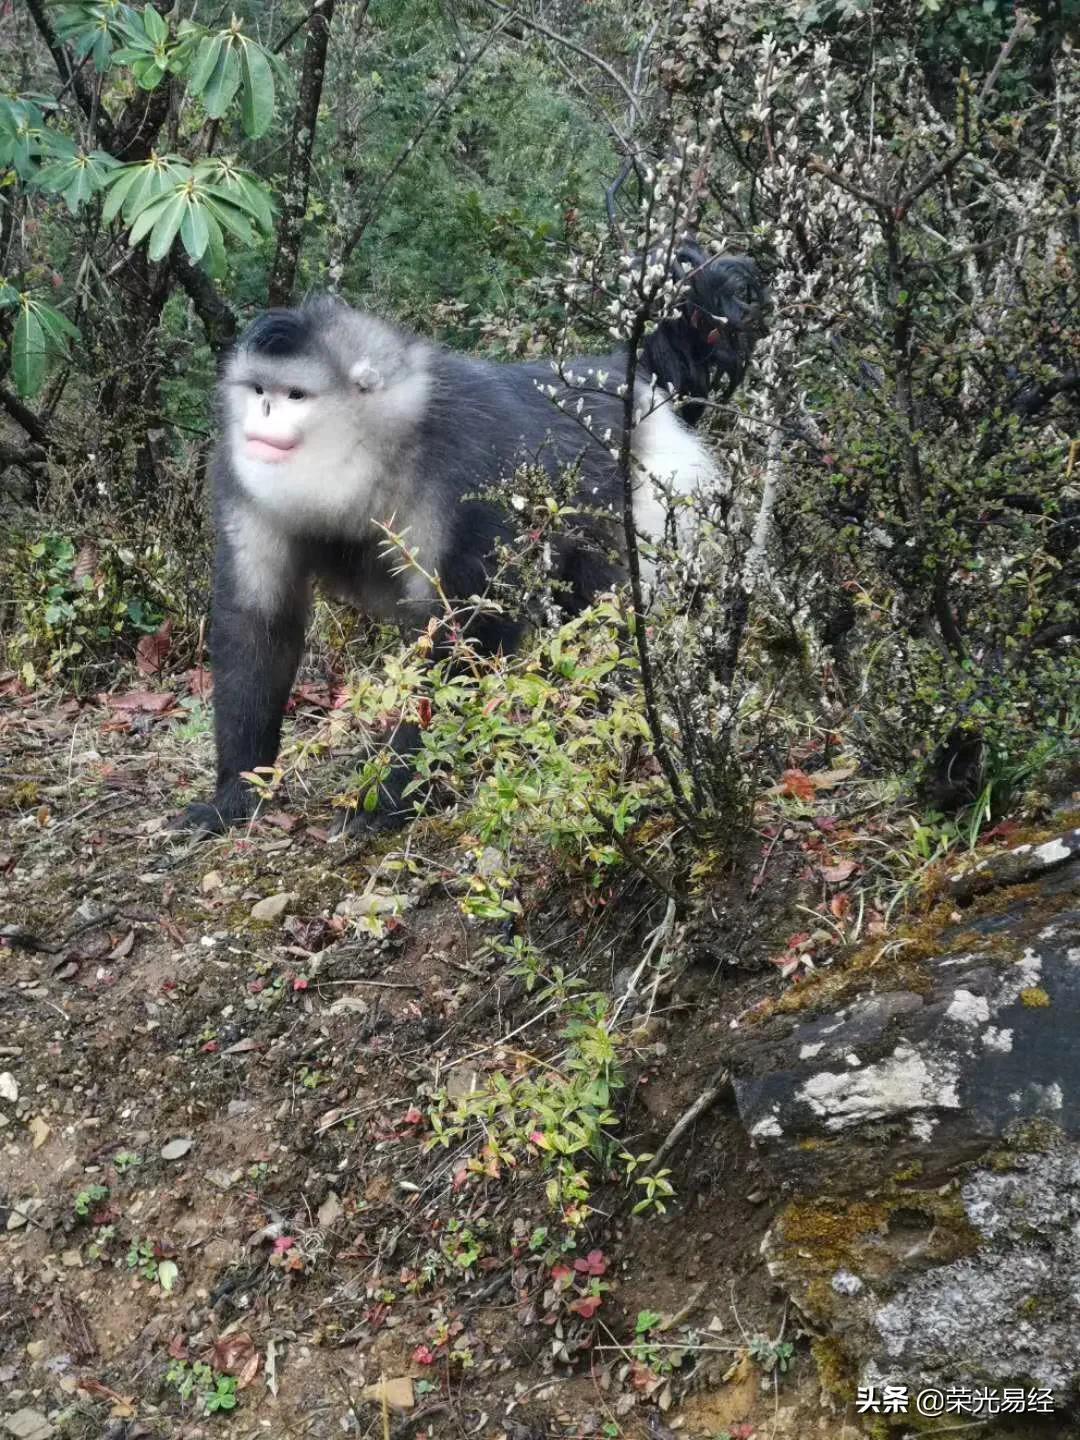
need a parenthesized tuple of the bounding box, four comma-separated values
(268, 0, 336, 307)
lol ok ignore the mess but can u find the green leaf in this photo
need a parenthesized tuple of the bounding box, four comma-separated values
(36, 129, 79, 161)
(36, 303, 80, 346)
(200, 179, 270, 228)
(201, 207, 228, 278)
(200, 193, 255, 246)
(232, 173, 274, 232)
(195, 165, 275, 232)
(34, 150, 116, 213)
(147, 193, 189, 262)
(133, 57, 168, 90)
(110, 45, 152, 64)
(142, 5, 168, 46)
(200, 39, 242, 119)
(157, 1259, 179, 1293)
(188, 34, 223, 95)
(13, 304, 46, 397)
(106, 157, 190, 225)
(100, 163, 143, 223)
(127, 191, 174, 248)
(179, 200, 210, 261)
(238, 39, 275, 138)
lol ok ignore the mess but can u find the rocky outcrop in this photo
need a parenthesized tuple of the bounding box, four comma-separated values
(727, 831, 1080, 1422)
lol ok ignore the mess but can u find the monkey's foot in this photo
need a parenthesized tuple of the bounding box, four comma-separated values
(168, 781, 256, 837)
(330, 803, 414, 840)
(167, 801, 236, 837)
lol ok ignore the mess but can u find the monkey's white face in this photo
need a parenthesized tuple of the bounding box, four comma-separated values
(225, 341, 432, 538)
(241, 383, 315, 463)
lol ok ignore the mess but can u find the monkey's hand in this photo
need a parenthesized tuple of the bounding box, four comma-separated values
(168, 779, 256, 837)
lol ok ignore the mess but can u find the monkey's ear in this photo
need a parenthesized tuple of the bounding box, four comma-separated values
(349, 360, 383, 392)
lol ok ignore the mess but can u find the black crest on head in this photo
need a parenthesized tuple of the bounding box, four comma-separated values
(241, 308, 316, 358)
(642, 242, 767, 426)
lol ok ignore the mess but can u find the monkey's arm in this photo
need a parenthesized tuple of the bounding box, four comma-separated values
(174, 541, 309, 835)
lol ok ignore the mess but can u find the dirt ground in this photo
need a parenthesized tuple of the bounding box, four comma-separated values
(0, 683, 851, 1440)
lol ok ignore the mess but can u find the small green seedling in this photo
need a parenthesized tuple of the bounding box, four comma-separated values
(73, 1184, 109, 1218)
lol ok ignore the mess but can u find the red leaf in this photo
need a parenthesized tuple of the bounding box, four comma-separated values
(412, 1345, 436, 1365)
(136, 619, 173, 676)
(830, 893, 852, 920)
(292, 976, 309, 991)
(569, 1294, 603, 1319)
(573, 1249, 607, 1277)
(417, 697, 433, 730)
(401, 1106, 424, 1126)
(272, 1235, 295, 1254)
(291, 681, 334, 710)
(779, 768, 816, 803)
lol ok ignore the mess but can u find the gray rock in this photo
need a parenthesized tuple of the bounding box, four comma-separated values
(4, 1411, 54, 1440)
(728, 868, 1080, 1412)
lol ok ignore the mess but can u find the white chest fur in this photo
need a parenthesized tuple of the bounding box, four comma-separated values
(232, 432, 379, 538)
(630, 400, 721, 548)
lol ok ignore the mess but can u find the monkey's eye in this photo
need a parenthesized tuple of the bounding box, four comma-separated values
(253, 384, 265, 396)
(287, 388, 307, 401)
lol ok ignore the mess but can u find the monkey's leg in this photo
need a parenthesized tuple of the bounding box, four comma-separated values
(174, 600, 307, 835)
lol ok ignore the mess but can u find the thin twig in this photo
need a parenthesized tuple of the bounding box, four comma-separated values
(338, 18, 508, 268)
(476, 0, 642, 120)
(646, 1065, 732, 1174)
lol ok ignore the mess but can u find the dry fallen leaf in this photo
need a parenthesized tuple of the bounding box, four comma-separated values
(778, 768, 816, 803)
(211, 1331, 260, 1389)
(250, 892, 295, 922)
(808, 764, 857, 790)
(135, 619, 173, 677)
(97, 690, 175, 715)
(820, 859, 858, 884)
(361, 1376, 415, 1411)
(106, 930, 135, 961)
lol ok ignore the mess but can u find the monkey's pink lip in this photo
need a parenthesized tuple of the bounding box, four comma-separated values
(245, 436, 298, 463)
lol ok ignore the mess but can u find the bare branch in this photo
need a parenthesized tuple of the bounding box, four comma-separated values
(475, 0, 642, 121)
(338, 18, 508, 269)
(171, 253, 238, 352)
(0, 386, 53, 451)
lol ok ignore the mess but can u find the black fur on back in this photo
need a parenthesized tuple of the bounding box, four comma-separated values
(640, 244, 766, 427)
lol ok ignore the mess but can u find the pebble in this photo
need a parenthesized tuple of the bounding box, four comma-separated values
(250, 892, 296, 921)
(160, 1137, 194, 1161)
